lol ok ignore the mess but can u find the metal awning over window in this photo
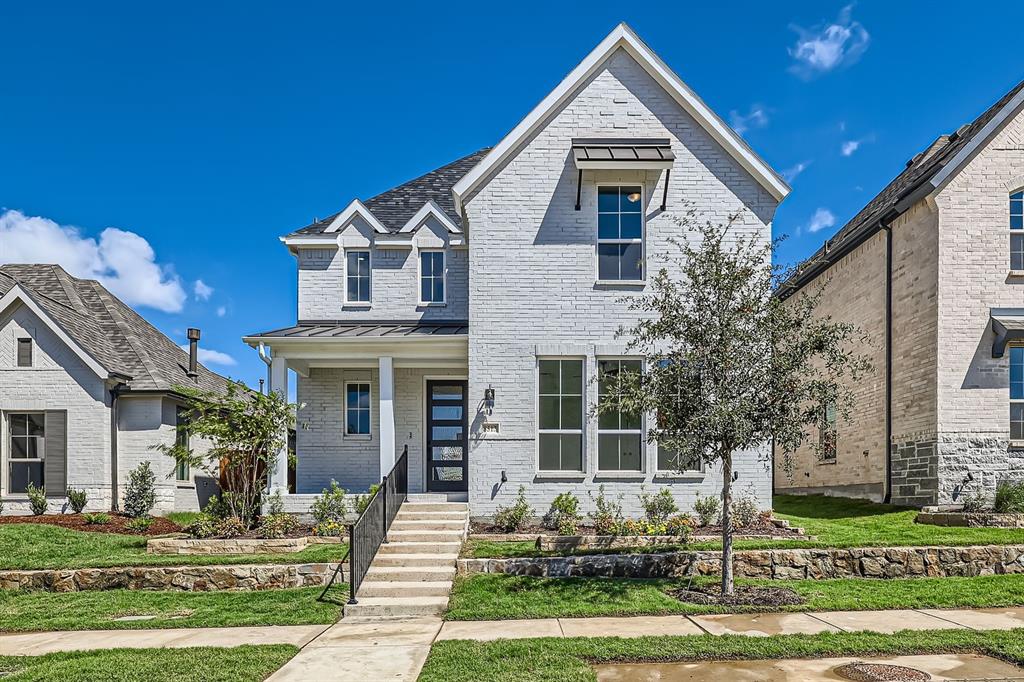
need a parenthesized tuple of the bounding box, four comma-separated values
(571, 138, 675, 170)
(992, 308, 1024, 357)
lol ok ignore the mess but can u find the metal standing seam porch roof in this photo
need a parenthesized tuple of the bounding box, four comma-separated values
(571, 138, 675, 169)
(245, 320, 469, 341)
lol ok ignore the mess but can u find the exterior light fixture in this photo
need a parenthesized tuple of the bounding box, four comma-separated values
(627, 191, 641, 202)
(484, 386, 495, 415)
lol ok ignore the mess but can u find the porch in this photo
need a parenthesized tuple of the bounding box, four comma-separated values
(243, 321, 470, 503)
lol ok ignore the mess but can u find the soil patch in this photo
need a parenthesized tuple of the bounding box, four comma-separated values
(0, 514, 180, 536)
(668, 584, 806, 608)
(471, 518, 802, 538)
(833, 662, 931, 681)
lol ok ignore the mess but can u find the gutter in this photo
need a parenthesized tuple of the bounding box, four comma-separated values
(109, 384, 121, 512)
(883, 223, 894, 504)
(257, 342, 272, 391)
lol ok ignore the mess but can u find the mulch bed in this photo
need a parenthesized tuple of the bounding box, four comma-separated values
(470, 518, 803, 539)
(668, 584, 806, 608)
(0, 514, 181, 536)
(833, 662, 931, 681)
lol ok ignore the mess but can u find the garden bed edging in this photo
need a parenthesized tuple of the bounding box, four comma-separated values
(916, 511, 1024, 528)
(146, 536, 343, 555)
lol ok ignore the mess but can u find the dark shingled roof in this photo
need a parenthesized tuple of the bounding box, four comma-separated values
(1, 264, 233, 394)
(783, 78, 1024, 296)
(290, 148, 490, 235)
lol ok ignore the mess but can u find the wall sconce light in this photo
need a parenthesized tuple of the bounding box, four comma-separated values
(732, 471, 739, 482)
(500, 470, 507, 483)
(484, 386, 495, 415)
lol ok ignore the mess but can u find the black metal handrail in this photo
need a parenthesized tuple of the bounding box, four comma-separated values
(348, 445, 408, 605)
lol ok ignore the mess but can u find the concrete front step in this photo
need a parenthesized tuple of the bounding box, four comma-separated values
(363, 565, 456, 582)
(407, 493, 468, 503)
(399, 502, 468, 513)
(390, 519, 466, 530)
(387, 530, 466, 543)
(356, 581, 452, 598)
(370, 553, 460, 567)
(395, 511, 467, 523)
(343, 596, 449, 618)
(377, 541, 462, 555)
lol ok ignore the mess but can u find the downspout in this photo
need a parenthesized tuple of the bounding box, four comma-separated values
(110, 385, 121, 512)
(883, 223, 894, 504)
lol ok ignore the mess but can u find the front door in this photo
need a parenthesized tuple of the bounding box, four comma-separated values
(425, 380, 468, 492)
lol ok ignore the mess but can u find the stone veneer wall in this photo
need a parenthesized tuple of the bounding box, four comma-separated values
(889, 437, 939, 508)
(459, 544, 1024, 580)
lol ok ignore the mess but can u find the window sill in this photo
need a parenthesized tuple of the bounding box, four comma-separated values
(534, 471, 586, 481)
(1009, 271, 1024, 279)
(1010, 440, 1024, 450)
(175, 482, 196, 489)
(417, 302, 447, 308)
(344, 434, 373, 442)
(654, 471, 705, 481)
(594, 471, 646, 481)
(342, 303, 371, 309)
(594, 280, 647, 288)
(817, 458, 837, 465)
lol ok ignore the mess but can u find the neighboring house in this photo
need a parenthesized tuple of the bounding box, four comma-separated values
(245, 24, 790, 517)
(0, 264, 231, 514)
(775, 79, 1024, 508)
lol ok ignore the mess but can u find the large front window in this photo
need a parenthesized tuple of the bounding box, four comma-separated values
(346, 382, 371, 436)
(597, 359, 643, 471)
(538, 359, 583, 471)
(345, 250, 371, 304)
(1012, 346, 1024, 442)
(1012, 191, 1023, 271)
(9, 413, 44, 494)
(419, 251, 445, 304)
(597, 185, 644, 281)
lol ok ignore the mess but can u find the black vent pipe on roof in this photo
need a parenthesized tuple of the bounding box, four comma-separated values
(187, 328, 201, 381)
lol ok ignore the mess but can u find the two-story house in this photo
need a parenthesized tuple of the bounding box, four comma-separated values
(776, 79, 1024, 508)
(245, 24, 790, 518)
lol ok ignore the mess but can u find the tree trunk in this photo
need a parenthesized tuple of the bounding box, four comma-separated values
(720, 445, 734, 595)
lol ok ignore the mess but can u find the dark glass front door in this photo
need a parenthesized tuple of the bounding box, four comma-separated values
(426, 380, 468, 492)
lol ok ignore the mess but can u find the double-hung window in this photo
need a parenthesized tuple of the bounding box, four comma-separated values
(597, 359, 643, 471)
(820, 402, 837, 461)
(175, 406, 190, 481)
(8, 413, 44, 494)
(1012, 347, 1024, 443)
(538, 359, 584, 471)
(16, 338, 32, 367)
(597, 185, 644, 281)
(1011, 191, 1023, 271)
(346, 382, 371, 436)
(345, 250, 371, 304)
(419, 250, 445, 304)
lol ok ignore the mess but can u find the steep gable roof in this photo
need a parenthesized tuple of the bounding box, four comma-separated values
(781, 78, 1024, 296)
(0, 264, 233, 394)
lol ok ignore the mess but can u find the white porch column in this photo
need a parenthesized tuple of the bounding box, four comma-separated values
(379, 356, 396, 478)
(269, 354, 289, 494)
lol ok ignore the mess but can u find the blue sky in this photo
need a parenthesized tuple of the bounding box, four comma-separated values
(2, 1, 1022, 390)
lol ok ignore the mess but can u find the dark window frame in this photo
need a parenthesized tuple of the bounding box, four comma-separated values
(597, 358, 643, 472)
(7, 412, 44, 494)
(345, 382, 372, 437)
(1012, 190, 1024, 271)
(537, 358, 585, 472)
(16, 338, 32, 368)
(345, 250, 371, 304)
(596, 185, 645, 282)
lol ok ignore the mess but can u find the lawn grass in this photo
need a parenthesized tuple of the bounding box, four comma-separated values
(162, 512, 203, 527)
(0, 584, 346, 632)
(0, 524, 347, 570)
(463, 494, 1024, 558)
(0, 645, 296, 682)
(445, 573, 1024, 620)
(419, 629, 1024, 682)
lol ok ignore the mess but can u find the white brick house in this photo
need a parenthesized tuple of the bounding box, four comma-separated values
(776, 79, 1024, 508)
(0, 264, 231, 514)
(247, 24, 790, 517)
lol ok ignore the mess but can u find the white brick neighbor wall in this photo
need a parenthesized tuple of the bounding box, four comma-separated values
(462, 48, 778, 517)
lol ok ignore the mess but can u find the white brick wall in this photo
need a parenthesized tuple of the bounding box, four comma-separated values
(463, 48, 778, 517)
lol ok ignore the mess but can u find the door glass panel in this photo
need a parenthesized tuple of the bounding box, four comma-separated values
(431, 405, 463, 421)
(432, 465, 465, 482)
(432, 426, 463, 442)
(432, 385, 463, 401)
(431, 446, 464, 462)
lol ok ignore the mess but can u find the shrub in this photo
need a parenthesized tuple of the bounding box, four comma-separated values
(544, 492, 581, 535)
(267, 490, 286, 516)
(692, 493, 721, 527)
(616, 518, 644, 536)
(258, 512, 298, 539)
(665, 513, 694, 540)
(66, 487, 88, 514)
(960, 491, 988, 513)
(493, 486, 533, 533)
(125, 516, 153, 533)
(26, 483, 47, 516)
(638, 488, 678, 525)
(994, 480, 1024, 514)
(589, 485, 624, 536)
(83, 512, 111, 525)
(353, 484, 381, 517)
(184, 514, 219, 539)
(313, 520, 346, 538)
(123, 462, 157, 518)
(730, 494, 759, 529)
(311, 481, 348, 536)
(203, 494, 231, 520)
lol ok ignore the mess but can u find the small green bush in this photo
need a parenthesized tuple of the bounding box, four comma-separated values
(589, 485, 624, 536)
(353, 484, 380, 516)
(494, 486, 533, 533)
(203, 494, 231, 520)
(730, 494, 759, 529)
(665, 513, 694, 540)
(123, 462, 156, 518)
(267, 490, 286, 516)
(124, 516, 153, 533)
(26, 483, 47, 516)
(66, 487, 88, 514)
(638, 488, 678, 525)
(83, 512, 111, 525)
(258, 512, 298, 539)
(960, 491, 988, 513)
(311, 480, 348, 536)
(544, 492, 581, 535)
(994, 480, 1024, 514)
(692, 493, 721, 527)
(183, 513, 246, 539)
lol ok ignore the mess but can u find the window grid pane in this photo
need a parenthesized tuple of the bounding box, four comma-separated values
(597, 359, 643, 471)
(538, 359, 584, 471)
(596, 186, 643, 281)
(1013, 347, 1024, 442)
(419, 252, 445, 303)
(346, 383, 371, 435)
(17, 338, 32, 367)
(346, 251, 370, 303)
(8, 412, 44, 493)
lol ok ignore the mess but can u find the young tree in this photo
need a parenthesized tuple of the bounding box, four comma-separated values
(155, 382, 293, 528)
(600, 210, 870, 594)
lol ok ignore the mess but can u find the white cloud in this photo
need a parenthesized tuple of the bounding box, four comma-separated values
(0, 209, 186, 312)
(729, 105, 769, 135)
(216, 306, 227, 318)
(788, 5, 870, 79)
(841, 140, 861, 156)
(807, 208, 837, 234)
(193, 279, 214, 301)
(179, 344, 237, 367)
(782, 160, 812, 183)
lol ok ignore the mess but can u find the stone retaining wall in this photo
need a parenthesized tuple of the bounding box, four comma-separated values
(916, 512, 1024, 528)
(0, 562, 344, 592)
(146, 536, 343, 555)
(458, 544, 1024, 580)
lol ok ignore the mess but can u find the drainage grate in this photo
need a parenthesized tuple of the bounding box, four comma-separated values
(833, 662, 932, 682)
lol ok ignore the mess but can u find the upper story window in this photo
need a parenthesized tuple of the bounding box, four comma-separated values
(597, 185, 644, 281)
(1012, 346, 1024, 443)
(8, 413, 44, 494)
(175, 406, 190, 482)
(345, 250, 371, 304)
(16, 338, 32, 367)
(1011, 191, 1023, 271)
(346, 382, 371, 436)
(419, 251, 445, 304)
(597, 359, 643, 471)
(538, 358, 584, 472)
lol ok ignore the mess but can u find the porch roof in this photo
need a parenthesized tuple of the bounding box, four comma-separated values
(244, 319, 468, 342)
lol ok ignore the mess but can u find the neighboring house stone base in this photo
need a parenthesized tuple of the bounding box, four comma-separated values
(458, 544, 1024, 580)
(0, 562, 342, 592)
